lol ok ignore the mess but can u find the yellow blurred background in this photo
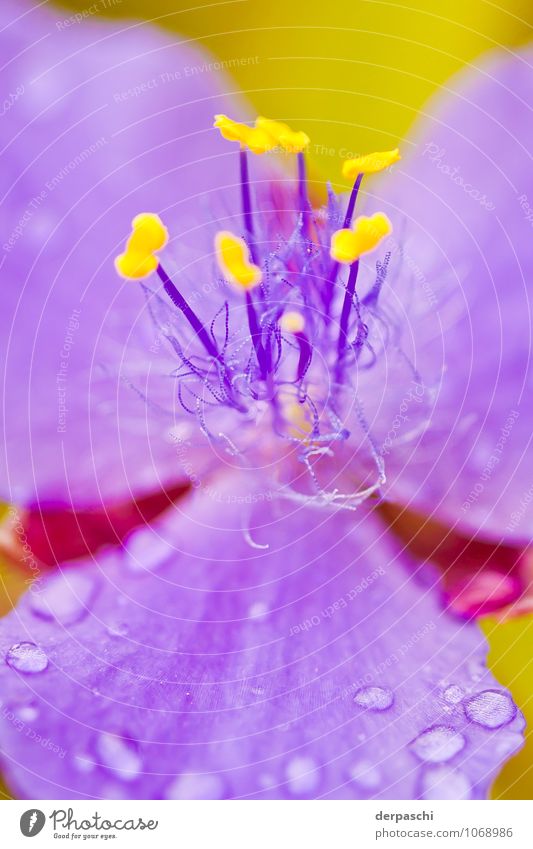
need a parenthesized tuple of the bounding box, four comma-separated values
(53, 0, 532, 186)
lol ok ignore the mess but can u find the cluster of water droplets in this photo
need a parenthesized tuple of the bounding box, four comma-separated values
(1, 566, 522, 800)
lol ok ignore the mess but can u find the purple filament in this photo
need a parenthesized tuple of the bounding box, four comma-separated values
(342, 173, 364, 230)
(239, 149, 258, 264)
(295, 331, 312, 381)
(337, 258, 360, 360)
(245, 290, 269, 379)
(323, 173, 364, 311)
(156, 264, 219, 360)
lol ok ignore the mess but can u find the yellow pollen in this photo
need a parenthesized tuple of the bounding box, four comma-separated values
(342, 148, 401, 180)
(213, 114, 276, 155)
(280, 311, 305, 333)
(215, 231, 262, 289)
(255, 116, 310, 154)
(330, 212, 392, 264)
(114, 212, 168, 280)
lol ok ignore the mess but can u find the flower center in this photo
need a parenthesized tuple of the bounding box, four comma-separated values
(115, 116, 401, 506)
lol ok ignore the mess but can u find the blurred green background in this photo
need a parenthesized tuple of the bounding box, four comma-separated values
(1, 0, 531, 800)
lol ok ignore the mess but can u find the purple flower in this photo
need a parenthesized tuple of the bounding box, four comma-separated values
(0, 1, 531, 799)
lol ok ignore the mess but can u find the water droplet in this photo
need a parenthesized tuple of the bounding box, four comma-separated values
(15, 703, 39, 723)
(467, 658, 484, 682)
(464, 690, 516, 729)
(96, 733, 141, 782)
(6, 642, 48, 674)
(353, 687, 394, 711)
(248, 601, 268, 620)
(443, 685, 464, 705)
(73, 752, 95, 774)
(493, 732, 523, 758)
(421, 766, 471, 799)
(165, 774, 224, 799)
(349, 760, 381, 790)
(106, 622, 128, 638)
(509, 713, 526, 733)
(125, 529, 172, 573)
(410, 726, 466, 763)
(29, 572, 97, 625)
(285, 756, 320, 796)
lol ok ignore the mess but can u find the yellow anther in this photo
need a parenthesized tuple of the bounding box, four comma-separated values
(213, 114, 276, 155)
(215, 231, 262, 290)
(115, 252, 159, 280)
(280, 311, 305, 333)
(114, 213, 168, 280)
(130, 212, 168, 252)
(256, 116, 310, 154)
(330, 212, 392, 264)
(342, 148, 401, 180)
(214, 114, 249, 144)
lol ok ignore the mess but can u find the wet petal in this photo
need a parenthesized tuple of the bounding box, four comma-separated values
(362, 47, 533, 542)
(0, 1, 246, 508)
(0, 474, 522, 799)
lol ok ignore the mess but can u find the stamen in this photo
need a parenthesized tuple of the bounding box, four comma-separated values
(332, 213, 392, 362)
(255, 116, 310, 154)
(239, 149, 258, 264)
(281, 311, 312, 382)
(156, 264, 219, 360)
(342, 173, 364, 230)
(342, 148, 401, 180)
(114, 212, 168, 280)
(297, 152, 311, 239)
(115, 213, 219, 360)
(213, 114, 276, 154)
(280, 311, 305, 334)
(215, 231, 268, 378)
(215, 231, 262, 290)
(326, 150, 400, 296)
(330, 212, 392, 265)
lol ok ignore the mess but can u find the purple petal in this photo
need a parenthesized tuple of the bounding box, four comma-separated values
(0, 475, 523, 799)
(362, 47, 533, 542)
(0, 1, 247, 508)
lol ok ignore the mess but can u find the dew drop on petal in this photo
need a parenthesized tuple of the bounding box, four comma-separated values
(248, 601, 269, 620)
(493, 732, 524, 758)
(443, 685, 464, 705)
(96, 733, 142, 782)
(258, 773, 276, 789)
(353, 686, 394, 711)
(29, 571, 97, 625)
(165, 774, 225, 800)
(106, 622, 129, 638)
(349, 760, 381, 790)
(124, 528, 172, 574)
(464, 690, 516, 729)
(6, 642, 48, 674)
(73, 752, 96, 774)
(421, 765, 471, 799)
(285, 756, 320, 796)
(410, 726, 466, 763)
(15, 703, 39, 723)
